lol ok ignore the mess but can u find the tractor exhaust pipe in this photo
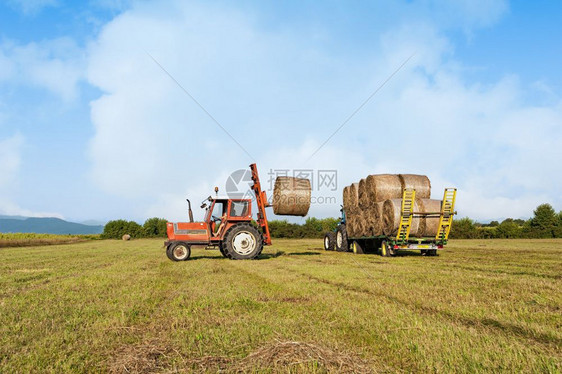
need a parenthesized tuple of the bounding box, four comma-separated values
(186, 199, 194, 223)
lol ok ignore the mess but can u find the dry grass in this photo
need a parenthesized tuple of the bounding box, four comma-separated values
(237, 340, 374, 373)
(0, 233, 97, 248)
(109, 339, 373, 374)
(109, 338, 173, 373)
(1, 238, 561, 373)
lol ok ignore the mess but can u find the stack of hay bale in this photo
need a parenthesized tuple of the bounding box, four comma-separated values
(343, 174, 443, 238)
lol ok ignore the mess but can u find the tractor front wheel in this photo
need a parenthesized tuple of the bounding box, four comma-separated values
(324, 232, 335, 251)
(166, 242, 191, 261)
(223, 224, 263, 260)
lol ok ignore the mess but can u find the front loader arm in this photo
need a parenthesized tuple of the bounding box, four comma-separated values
(249, 163, 272, 245)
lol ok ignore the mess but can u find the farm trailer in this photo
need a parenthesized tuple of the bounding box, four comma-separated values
(324, 188, 457, 256)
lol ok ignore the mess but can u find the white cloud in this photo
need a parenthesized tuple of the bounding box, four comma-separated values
(0, 38, 84, 101)
(85, 0, 561, 222)
(0, 199, 64, 218)
(0, 133, 24, 188)
(0, 133, 65, 218)
(6, 0, 58, 15)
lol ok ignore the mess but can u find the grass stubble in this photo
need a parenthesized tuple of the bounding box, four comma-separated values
(0, 238, 560, 373)
(0, 233, 99, 248)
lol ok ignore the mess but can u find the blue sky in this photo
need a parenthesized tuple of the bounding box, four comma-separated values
(0, 0, 561, 223)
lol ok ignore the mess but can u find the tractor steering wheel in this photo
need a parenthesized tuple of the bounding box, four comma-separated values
(211, 215, 222, 223)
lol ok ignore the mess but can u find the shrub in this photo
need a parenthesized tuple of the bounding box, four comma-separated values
(143, 217, 168, 238)
(495, 221, 521, 238)
(528, 204, 558, 238)
(450, 217, 479, 239)
(102, 220, 143, 239)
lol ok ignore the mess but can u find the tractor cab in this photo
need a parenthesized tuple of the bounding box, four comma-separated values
(203, 197, 252, 239)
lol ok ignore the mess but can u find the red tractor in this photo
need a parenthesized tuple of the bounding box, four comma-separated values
(164, 163, 272, 261)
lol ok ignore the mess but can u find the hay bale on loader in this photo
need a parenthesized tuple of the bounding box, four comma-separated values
(272, 176, 311, 217)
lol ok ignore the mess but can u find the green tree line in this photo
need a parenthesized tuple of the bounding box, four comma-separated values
(101, 218, 168, 239)
(268, 217, 340, 238)
(269, 203, 562, 239)
(102, 204, 562, 240)
(450, 204, 562, 239)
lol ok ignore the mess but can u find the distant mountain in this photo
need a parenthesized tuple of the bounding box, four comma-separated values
(81, 219, 107, 226)
(0, 215, 27, 220)
(0, 217, 104, 235)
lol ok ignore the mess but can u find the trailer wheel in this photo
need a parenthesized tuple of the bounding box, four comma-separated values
(323, 232, 335, 251)
(427, 249, 438, 256)
(167, 242, 191, 261)
(381, 241, 394, 257)
(223, 223, 263, 260)
(352, 241, 364, 254)
(335, 224, 349, 252)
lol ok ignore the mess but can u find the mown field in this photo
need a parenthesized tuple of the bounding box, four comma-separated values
(1, 238, 561, 373)
(0, 233, 99, 248)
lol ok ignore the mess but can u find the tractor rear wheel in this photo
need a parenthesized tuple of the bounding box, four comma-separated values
(335, 224, 349, 252)
(219, 242, 228, 258)
(223, 223, 263, 260)
(166, 242, 191, 261)
(323, 232, 335, 251)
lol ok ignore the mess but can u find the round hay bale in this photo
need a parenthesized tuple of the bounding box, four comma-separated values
(358, 179, 368, 208)
(342, 186, 351, 208)
(346, 216, 356, 238)
(363, 212, 374, 236)
(344, 206, 359, 237)
(348, 209, 364, 237)
(382, 199, 421, 236)
(273, 177, 311, 216)
(373, 201, 384, 236)
(348, 183, 359, 207)
(122, 234, 131, 241)
(399, 174, 431, 199)
(357, 210, 371, 237)
(418, 199, 442, 236)
(351, 216, 361, 237)
(360, 203, 382, 236)
(365, 174, 403, 203)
